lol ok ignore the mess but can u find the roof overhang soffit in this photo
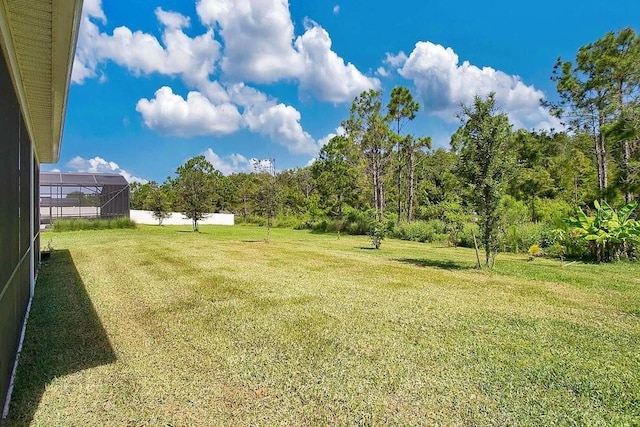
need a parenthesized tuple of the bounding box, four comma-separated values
(0, 0, 83, 163)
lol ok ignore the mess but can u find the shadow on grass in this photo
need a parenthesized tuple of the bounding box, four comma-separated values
(395, 258, 475, 270)
(4, 249, 116, 425)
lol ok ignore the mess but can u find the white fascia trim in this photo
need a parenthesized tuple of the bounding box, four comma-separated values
(51, 0, 85, 163)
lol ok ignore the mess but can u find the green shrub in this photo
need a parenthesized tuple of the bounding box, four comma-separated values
(544, 241, 566, 259)
(325, 219, 344, 233)
(344, 207, 371, 234)
(545, 228, 591, 260)
(558, 200, 640, 262)
(368, 219, 386, 249)
(308, 208, 374, 235)
(310, 218, 345, 234)
(393, 221, 427, 242)
(344, 221, 364, 235)
(392, 220, 448, 244)
(458, 222, 480, 248)
(272, 215, 305, 229)
(311, 219, 328, 233)
(237, 215, 266, 226)
(441, 204, 468, 247)
(498, 195, 529, 226)
(53, 217, 136, 231)
(500, 222, 548, 253)
(536, 198, 573, 227)
(292, 214, 317, 230)
(237, 215, 306, 229)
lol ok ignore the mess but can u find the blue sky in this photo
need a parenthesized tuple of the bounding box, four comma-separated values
(50, 0, 640, 183)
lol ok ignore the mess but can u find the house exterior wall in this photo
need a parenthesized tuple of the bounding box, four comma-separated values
(0, 43, 38, 413)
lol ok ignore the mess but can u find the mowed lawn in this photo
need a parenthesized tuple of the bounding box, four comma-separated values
(5, 225, 640, 426)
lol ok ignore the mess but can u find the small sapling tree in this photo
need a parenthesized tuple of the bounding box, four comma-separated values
(453, 93, 513, 268)
(253, 158, 279, 242)
(144, 182, 171, 225)
(368, 218, 386, 249)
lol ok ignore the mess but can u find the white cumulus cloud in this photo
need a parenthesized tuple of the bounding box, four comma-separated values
(155, 8, 191, 29)
(82, 0, 106, 23)
(375, 66, 390, 77)
(196, 0, 378, 102)
(72, 6, 220, 85)
(295, 21, 381, 103)
(385, 51, 408, 68)
(374, 51, 408, 80)
(66, 156, 148, 184)
(396, 41, 562, 131)
(136, 86, 241, 137)
(202, 149, 255, 175)
(136, 84, 321, 155)
(226, 82, 269, 108)
(225, 82, 321, 155)
(316, 125, 346, 148)
(243, 102, 318, 155)
(196, 0, 303, 83)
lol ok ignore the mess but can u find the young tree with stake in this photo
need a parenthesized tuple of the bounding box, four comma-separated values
(453, 93, 513, 268)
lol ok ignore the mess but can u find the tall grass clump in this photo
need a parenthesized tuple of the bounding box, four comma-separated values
(500, 222, 551, 254)
(392, 220, 448, 244)
(237, 214, 309, 230)
(309, 208, 374, 235)
(53, 217, 136, 232)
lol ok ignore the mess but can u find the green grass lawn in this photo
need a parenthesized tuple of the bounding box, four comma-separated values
(5, 225, 640, 425)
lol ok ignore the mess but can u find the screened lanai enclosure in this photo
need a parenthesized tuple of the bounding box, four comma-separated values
(40, 172, 130, 224)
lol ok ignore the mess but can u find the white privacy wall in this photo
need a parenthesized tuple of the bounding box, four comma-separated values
(130, 210, 234, 225)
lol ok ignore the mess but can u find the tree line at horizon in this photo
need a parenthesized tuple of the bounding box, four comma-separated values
(130, 28, 640, 265)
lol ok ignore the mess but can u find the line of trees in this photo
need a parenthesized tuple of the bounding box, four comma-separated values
(130, 28, 639, 263)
